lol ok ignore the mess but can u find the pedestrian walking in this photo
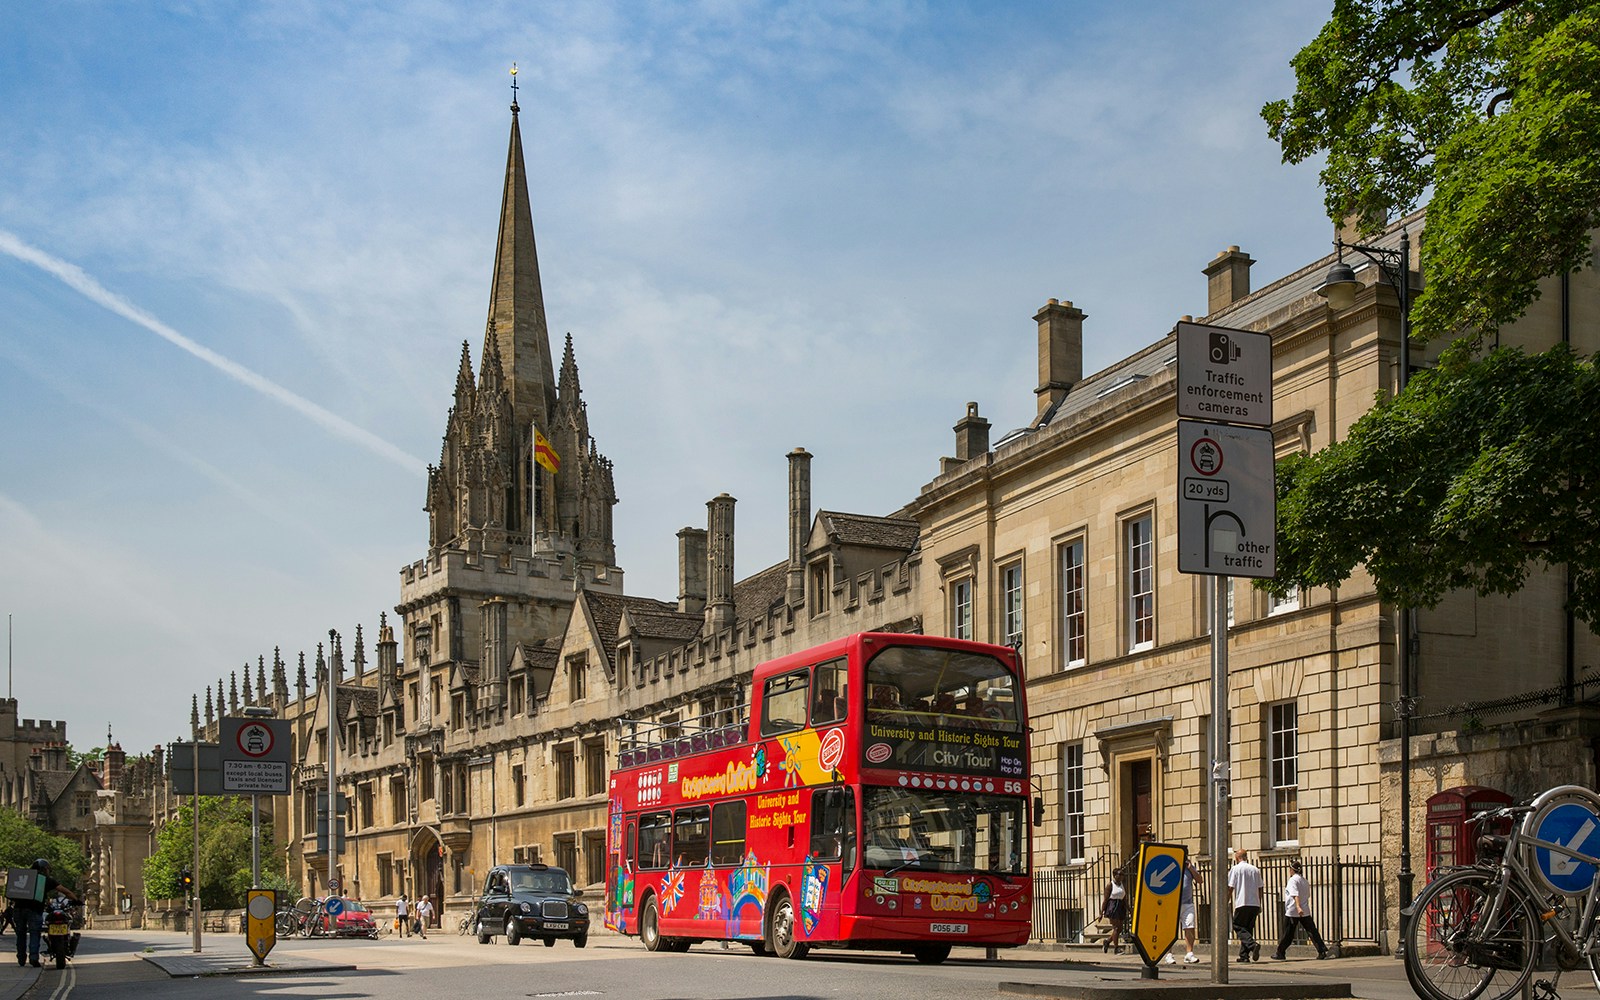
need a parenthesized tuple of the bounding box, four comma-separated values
(1272, 859, 1330, 960)
(395, 893, 409, 938)
(1227, 846, 1263, 963)
(1100, 871, 1127, 955)
(1163, 855, 1202, 964)
(415, 895, 433, 938)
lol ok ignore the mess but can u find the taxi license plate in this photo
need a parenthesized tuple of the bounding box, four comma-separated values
(930, 923, 967, 934)
(543, 922, 568, 930)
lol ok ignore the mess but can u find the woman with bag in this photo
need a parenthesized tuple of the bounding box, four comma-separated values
(1100, 871, 1127, 955)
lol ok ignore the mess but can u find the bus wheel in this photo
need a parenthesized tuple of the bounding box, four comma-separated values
(641, 897, 664, 953)
(749, 940, 768, 957)
(767, 892, 809, 960)
(913, 944, 951, 965)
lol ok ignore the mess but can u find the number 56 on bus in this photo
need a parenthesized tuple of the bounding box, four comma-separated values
(604, 631, 1039, 964)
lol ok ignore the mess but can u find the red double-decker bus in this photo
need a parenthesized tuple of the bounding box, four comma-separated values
(605, 631, 1035, 963)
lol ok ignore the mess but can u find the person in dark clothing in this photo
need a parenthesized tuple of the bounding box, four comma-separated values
(15, 859, 76, 968)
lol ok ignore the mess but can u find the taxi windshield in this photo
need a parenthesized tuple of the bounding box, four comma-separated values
(510, 870, 571, 895)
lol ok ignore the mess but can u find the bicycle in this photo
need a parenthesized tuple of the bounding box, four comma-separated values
(1403, 784, 1600, 1000)
(458, 909, 475, 936)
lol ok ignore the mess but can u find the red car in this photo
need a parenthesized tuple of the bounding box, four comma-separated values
(319, 897, 378, 938)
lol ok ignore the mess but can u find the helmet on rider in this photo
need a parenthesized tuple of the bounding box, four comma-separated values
(32, 858, 50, 874)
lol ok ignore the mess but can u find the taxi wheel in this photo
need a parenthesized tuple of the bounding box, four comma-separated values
(574, 934, 587, 949)
(476, 918, 492, 945)
(543, 937, 555, 947)
(505, 917, 522, 945)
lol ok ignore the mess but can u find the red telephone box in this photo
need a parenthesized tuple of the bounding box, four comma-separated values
(1426, 785, 1513, 877)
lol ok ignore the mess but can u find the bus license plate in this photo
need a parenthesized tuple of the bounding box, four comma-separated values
(930, 923, 967, 934)
(543, 922, 568, 930)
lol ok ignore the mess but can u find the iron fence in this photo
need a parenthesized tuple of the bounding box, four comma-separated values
(1030, 853, 1385, 947)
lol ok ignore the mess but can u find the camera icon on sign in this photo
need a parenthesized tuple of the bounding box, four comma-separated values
(1209, 332, 1242, 365)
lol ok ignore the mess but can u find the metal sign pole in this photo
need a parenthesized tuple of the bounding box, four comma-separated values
(1211, 573, 1230, 984)
(192, 736, 202, 954)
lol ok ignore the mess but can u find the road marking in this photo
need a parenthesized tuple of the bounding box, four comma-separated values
(47, 963, 75, 1000)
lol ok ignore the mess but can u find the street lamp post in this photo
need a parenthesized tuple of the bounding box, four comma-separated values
(1315, 230, 1418, 936)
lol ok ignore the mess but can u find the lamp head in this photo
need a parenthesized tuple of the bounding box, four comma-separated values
(1316, 260, 1360, 311)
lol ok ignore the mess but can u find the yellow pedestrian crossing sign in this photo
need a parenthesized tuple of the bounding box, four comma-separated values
(1129, 842, 1187, 966)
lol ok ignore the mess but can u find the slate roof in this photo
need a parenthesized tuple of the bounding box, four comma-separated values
(626, 609, 705, 643)
(341, 685, 379, 720)
(733, 561, 789, 622)
(585, 592, 680, 670)
(816, 511, 919, 551)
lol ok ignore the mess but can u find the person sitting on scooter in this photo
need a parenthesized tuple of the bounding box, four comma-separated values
(15, 859, 76, 969)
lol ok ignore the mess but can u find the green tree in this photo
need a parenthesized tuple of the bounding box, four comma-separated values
(1260, 1, 1600, 608)
(0, 809, 87, 889)
(1263, 0, 1600, 341)
(1271, 343, 1600, 620)
(144, 798, 287, 908)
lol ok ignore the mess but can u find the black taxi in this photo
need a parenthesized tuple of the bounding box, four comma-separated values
(473, 864, 589, 947)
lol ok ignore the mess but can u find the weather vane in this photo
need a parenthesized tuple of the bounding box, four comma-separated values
(510, 62, 519, 112)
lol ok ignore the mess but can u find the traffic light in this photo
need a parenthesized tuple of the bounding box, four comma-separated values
(179, 867, 194, 892)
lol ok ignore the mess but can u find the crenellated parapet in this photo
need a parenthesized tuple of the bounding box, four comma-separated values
(398, 545, 624, 612)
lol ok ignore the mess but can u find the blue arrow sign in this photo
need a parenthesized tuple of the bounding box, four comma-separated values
(1142, 854, 1181, 896)
(324, 897, 345, 917)
(1535, 802, 1600, 894)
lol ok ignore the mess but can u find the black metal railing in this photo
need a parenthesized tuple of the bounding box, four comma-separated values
(1031, 853, 1384, 947)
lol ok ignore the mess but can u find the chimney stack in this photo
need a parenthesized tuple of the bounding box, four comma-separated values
(1203, 246, 1255, 314)
(954, 402, 990, 461)
(1034, 299, 1084, 417)
(678, 527, 708, 616)
(705, 494, 736, 633)
(786, 449, 812, 608)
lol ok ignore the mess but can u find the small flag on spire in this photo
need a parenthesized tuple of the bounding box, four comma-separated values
(534, 427, 561, 474)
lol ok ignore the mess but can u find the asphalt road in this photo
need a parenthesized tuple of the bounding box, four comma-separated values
(24, 925, 1507, 1000)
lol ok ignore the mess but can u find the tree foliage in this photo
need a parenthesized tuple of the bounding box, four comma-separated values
(1261, 2, 1600, 617)
(1269, 344, 1600, 621)
(144, 797, 290, 908)
(1263, 0, 1600, 341)
(0, 809, 87, 890)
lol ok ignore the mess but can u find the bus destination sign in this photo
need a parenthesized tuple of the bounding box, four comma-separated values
(863, 721, 1024, 778)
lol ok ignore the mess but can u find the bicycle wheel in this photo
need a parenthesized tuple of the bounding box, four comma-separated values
(1404, 868, 1536, 1000)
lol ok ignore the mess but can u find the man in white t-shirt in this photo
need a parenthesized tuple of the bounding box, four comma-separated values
(395, 894, 409, 937)
(1272, 858, 1330, 960)
(1226, 846, 1263, 962)
(414, 895, 433, 939)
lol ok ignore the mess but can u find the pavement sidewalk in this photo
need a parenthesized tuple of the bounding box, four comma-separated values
(0, 958, 38, 1000)
(137, 934, 357, 978)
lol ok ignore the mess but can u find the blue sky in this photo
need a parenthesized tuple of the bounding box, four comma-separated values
(0, 1, 1331, 756)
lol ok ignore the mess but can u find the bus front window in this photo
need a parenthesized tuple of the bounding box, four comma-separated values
(861, 787, 1025, 876)
(864, 645, 1019, 731)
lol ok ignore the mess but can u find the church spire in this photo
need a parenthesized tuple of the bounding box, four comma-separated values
(485, 89, 557, 432)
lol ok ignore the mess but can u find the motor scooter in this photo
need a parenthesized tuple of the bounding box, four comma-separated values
(43, 896, 80, 970)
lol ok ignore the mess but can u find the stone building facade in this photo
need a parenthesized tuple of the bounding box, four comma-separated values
(156, 98, 1600, 952)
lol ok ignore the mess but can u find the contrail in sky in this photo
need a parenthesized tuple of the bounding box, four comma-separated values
(0, 229, 427, 474)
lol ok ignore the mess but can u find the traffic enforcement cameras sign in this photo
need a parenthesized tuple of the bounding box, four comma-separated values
(1176, 321, 1273, 428)
(219, 716, 291, 794)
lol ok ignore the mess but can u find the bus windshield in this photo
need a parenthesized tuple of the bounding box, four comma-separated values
(861, 786, 1026, 876)
(864, 645, 1019, 730)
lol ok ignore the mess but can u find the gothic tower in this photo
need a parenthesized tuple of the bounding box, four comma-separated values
(400, 95, 624, 725)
